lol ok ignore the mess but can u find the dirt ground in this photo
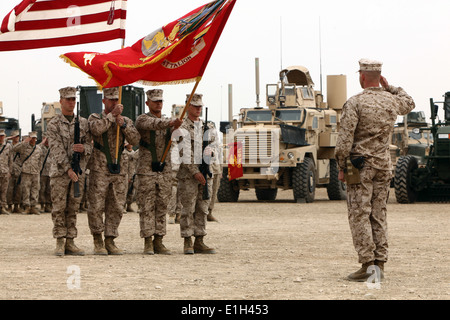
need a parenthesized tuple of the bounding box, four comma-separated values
(0, 188, 448, 302)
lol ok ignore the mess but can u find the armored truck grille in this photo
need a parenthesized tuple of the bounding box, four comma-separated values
(235, 130, 277, 164)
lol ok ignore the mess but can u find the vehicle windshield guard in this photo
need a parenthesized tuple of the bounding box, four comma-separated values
(275, 110, 303, 122)
(245, 110, 273, 122)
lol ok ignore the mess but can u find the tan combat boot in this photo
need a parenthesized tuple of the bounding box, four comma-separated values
(23, 205, 30, 214)
(44, 203, 52, 213)
(347, 261, 374, 282)
(126, 204, 134, 212)
(194, 236, 216, 254)
(184, 237, 194, 255)
(93, 234, 108, 255)
(104, 236, 124, 255)
(7, 204, 13, 213)
(13, 204, 22, 214)
(143, 237, 154, 255)
(153, 235, 171, 255)
(207, 212, 219, 222)
(54, 238, 65, 256)
(29, 205, 40, 215)
(65, 238, 85, 256)
(0, 206, 9, 215)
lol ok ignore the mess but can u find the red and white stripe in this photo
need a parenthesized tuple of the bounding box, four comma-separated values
(0, 0, 127, 51)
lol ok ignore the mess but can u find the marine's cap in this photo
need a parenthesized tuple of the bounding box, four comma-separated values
(29, 131, 38, 138)
(186, 93, 204, 107)
(59, 86, 77, 99)
(11, 130, 20, 137)
(146, 89, 164, 102)
(0, 129, 5, 136)
(358, 59, 383, 72)
(103, 87, 120, 99)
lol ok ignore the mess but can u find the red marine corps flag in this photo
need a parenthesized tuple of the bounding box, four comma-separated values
(0, 0, 127, 51)
(228, 142, 243, 181)
(60, 0, 236, 89)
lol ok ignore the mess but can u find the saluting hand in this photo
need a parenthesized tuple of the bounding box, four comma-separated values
(380, 76, 389, 90)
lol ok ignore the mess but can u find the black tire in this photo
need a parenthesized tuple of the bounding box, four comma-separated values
(255, 187, 278, 201)
(217, 169, 240, 202)
(394, 155, 418, 203)
(327, 159, 347, 200)
(292, 157, 316, 203)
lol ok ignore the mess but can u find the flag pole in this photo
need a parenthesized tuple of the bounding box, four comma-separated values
(114, 38, 126, 165)
(160, 77, 201, 164)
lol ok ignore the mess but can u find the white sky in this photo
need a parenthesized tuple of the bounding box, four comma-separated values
(1, 0, 450, 134)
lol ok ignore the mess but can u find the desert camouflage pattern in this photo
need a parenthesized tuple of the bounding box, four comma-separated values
(122, 147, 137, 206)
(335, 85, 415, 171)
(135, 112, 174, 238)
(7, 142, 22, 206)
(39, 145, 52, 208)
(0, 142, 12, 208)
(346, 167, 391, 263)
(46, 114, 92, 239)
(87, 111, 140, 238)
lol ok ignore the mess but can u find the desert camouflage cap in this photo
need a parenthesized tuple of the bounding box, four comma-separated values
(11, 130, 20, 137)
(59, 86, 77, 99)
(103, 87, 120, 99)
(29, 131, 38, 138)
(146, 89, 164, 102)
(0, 129, 5, 136)
(358, 59, 383, 72)
(186, 93, 204, 106)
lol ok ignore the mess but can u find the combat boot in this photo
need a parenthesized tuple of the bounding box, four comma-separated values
(13, 204, 22, 214)
(184, 237, 194, 255)
(374, 260, 385, 281)
(153, 235, 171, 255)
(347, 261, 374, 282)
(7, 204, 13, 212)
(104, 236, 124, 255)
(194, 236, 216, 254)
(54, 238, 65, 256)
(23, 205, 31, 214)
(126, 204, 134, 213)
(40, 203, 45, 212)
(143, 237, 154, 255)
(44, 203, 52, 213)
(29, 205, 40, 215)
(93, 234, 108, 255)
(65, 238, 85, 256)
(207, 213, 219, 222)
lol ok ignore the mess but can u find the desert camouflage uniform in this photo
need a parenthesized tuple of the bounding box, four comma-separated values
(0, 141, 12, 211)
(39, 144, 52, 211)
(123, 147, 137, 210)
(176, 118, 216, 238)
(135, 112, 174, 238)
(13, 141, 42, 209)
(46, 114, 92, 239)
(87, 111, 140, 238)
(7, 141, 22, 210)
(335, 85, 415, 264)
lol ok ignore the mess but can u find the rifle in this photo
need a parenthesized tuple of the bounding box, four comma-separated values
(71, 102, 82, 198)
(198, 107, 212, 200)
(127, 173, 137, 196)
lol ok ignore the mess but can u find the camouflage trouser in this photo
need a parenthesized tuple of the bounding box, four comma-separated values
(21, 173, 40, 207)
(50, 174, 84, 239)
(346, 166, 391, 264)
(0, 174, 9, 208)
(7, 173, 21, 205)
(208, 173, 221, 214)
(87, 170, 127, 238)
(39, 175, 52, 205)
(178, 177, 212, 238)
(137, 174, 172, 238)
(167, 184, 182, 218)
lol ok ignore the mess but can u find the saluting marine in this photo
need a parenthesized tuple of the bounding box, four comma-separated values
(135, 89, 182, 255)
(46, 86, 92, 256)
(335, 59, 415, 282)
(87, 87, 140, 255)
(6, 130, 22, 214)
(0, 129, 13, 215)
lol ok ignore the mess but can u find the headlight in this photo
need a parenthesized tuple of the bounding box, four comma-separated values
(287, 152, 294, 160)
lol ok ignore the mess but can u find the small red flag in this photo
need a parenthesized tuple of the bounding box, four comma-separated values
(228, 142, 243, 181)
(60, 0, 236, 88)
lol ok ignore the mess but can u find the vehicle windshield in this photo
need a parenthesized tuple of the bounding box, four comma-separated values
(245, 110, 272, 122)
(275, 110, 303, 121)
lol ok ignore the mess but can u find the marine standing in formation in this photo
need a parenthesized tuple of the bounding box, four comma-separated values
(0, 129, 12, 215)
(177, 94, 216, 254)
(135, 89, 182, 255)
(87, 87, 140, 255)
(13, 131, 41, 215)
(39, 136, 52, 213)
(7, 130, 22, 214)
(335, 59, 415, 282)
(46, 86, 92, 256)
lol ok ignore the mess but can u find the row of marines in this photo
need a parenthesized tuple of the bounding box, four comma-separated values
(0, 86, 222, 256)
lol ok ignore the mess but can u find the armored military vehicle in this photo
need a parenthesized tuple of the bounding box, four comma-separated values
(394, 92, 450, 203)
(32, 101, 61, 142)
(0, 101, 21, 137)
(218, 66, 347, 203)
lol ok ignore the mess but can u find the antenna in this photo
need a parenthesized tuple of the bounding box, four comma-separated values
(280, 16, 283, 70)
(319, 17, 323, 93)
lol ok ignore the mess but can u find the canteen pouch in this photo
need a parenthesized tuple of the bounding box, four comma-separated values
(151, 162, 166, 172)
(107, 163, 121, 174)
(344, 158, 361, 185)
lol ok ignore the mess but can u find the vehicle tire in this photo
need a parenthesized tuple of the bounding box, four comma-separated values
(217, 169, 240, 202)
(394, 155, 418, 203)
(255, 187, 278, 201)
(292, 157, 316, 203)
(327, 159, 347, 200)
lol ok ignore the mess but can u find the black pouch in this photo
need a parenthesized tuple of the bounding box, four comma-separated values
(351, 156, 365, 170)
(152, 162, 166, 172)
(107, 163, 121, 174)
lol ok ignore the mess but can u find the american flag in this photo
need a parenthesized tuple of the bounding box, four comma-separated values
(0, 0, 127, 51)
